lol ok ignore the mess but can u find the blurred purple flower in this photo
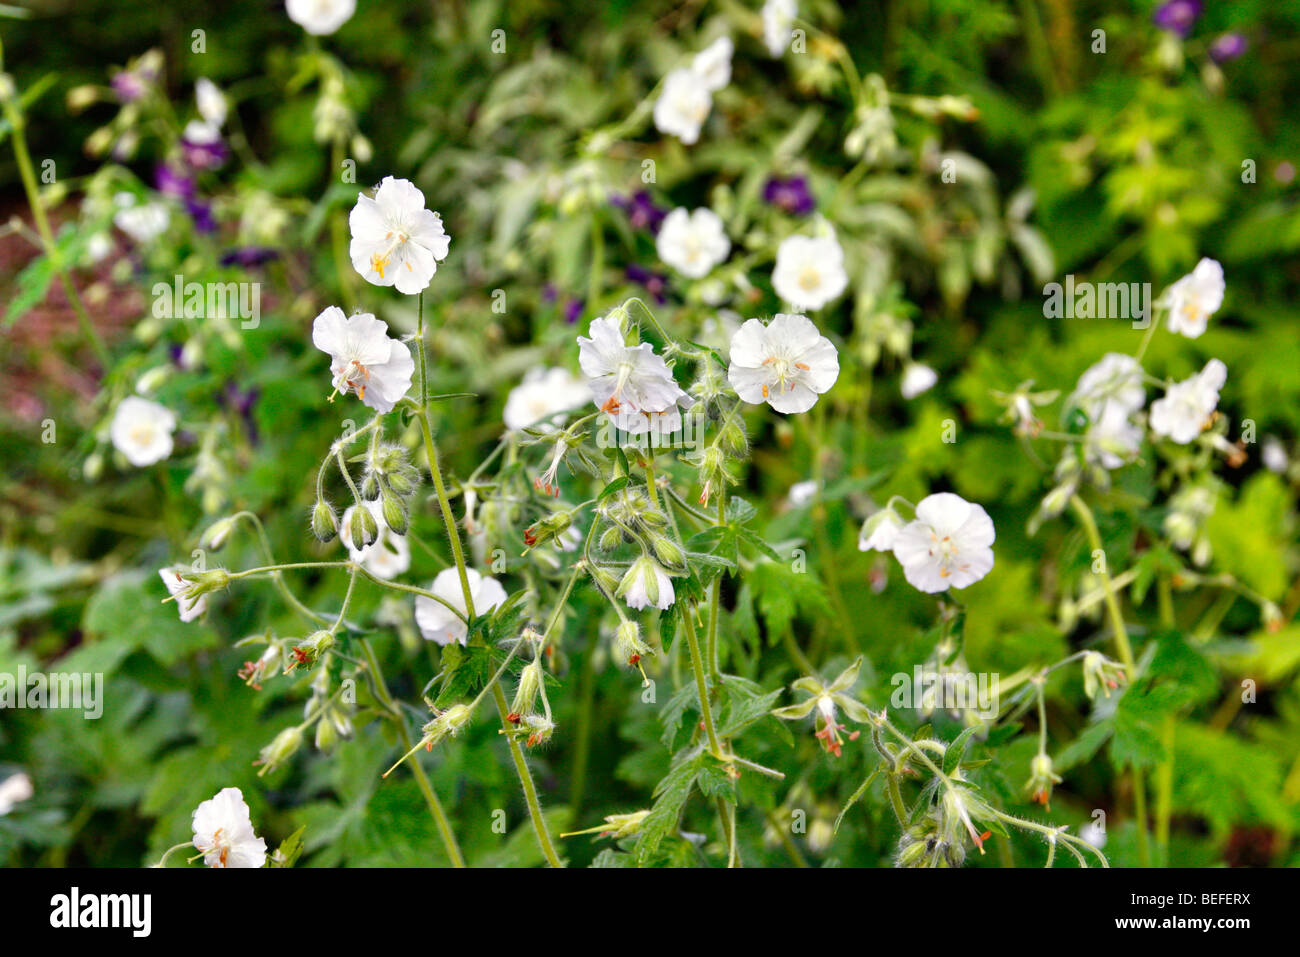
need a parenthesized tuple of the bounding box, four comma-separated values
(611, 191, 666, 233)
(154, 164, 195, 201)
(181, 135, 228, 171)
(186, 198, 216, 234)
(111, 71, 147, 103)
(626, 264, 669, 304)
(563, 296, 585, 324)
(1209, 33, 1248, 63)
(220, 247, 279, 268)
(762, 175, 815, 216)
(1153, 0, 1202, 37)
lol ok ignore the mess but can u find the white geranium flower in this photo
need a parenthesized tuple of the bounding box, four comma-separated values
(113, 193, 170, 244)
(286, 0, 355, 35)
(1163, 258, 1224, 339)
(192, 787, 267, 869)
(653, 67, 712, 145)
(892, 493, 995, 593)
(772, 233, 848, 311)
(504, 367, 591, 432)
(1150, 359, 1227, 444)
(1084, 401, 1143, 469)
(901, 363, 938, 399)
(762, 0, 798, 57)
(110, 396, 176, 467)
(656, 207, 731, 279)
(415, 567, 507, 645)
(692, 36, 733, 92)
(617, 555, 676, 611)
(578, 315, 689, 435)
(858, 506, 904, 552)
(727, 313, 839, 414)
(788, 479, 820, 507)
(159, 567, 207, 622)
(312, 306, 415, 414)
(1072, 353, 1145, 421)
(340, 500, 410, 580)
(0, 772, 33, 816)
(195, 78, 227, 131)
(349, 176, 450, 295)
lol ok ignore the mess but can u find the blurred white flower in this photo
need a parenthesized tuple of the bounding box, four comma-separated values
(112, 193, 169, 244)
(772, 234, 847, 311)
(1084, 401, 1143, 470)
(656, 207, 730, 279)
(1072, 353, 1145, 420)
(1079, 821, 1107, 849)
(349, 176, 450, 295)
(692, 35, 733, 92)
(1262, 437, 1289, 474)
(0, 772, 33, 816)
(617, 555, 676, 611)
(189, 78, 227, 142)
(1163, 257, 1224, 338)
(340, 500, 410, 580)
(159, 567, 207, 622)
(504, 367, 592, 432)
(892, 493, 995, 593)
(1150, 359, 1227, 444)
(286, 0, 355, 35)
(727, 313, 839, 414)
(901, 363, 938, 399)
(110, 396, 176, 467)
(859, 506, 904, 552)
(192, 787, 266, 869)
(788, 479, 819, 507)
(578, 314, 689, 435)
(653, 67, 712, 145)
(312, 307, 415, 414)
(763, 0, 798, 56)
(415, 567, 507, 645)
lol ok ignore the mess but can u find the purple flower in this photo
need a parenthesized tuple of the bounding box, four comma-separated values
(762, 175, 815, 216)
(154, 164, 195, 201)
(1153, 0, 1202, 38)
(181, 135, 228, 171)
(626, 264, 669, 304)
(1209, 33, 1248, 63)
(111, 70, 147, 103)
(611, 191, 666, 233)
(563, 296, 585, 324)
(220, 247, 279, 268)
(186, 198, 216, 234)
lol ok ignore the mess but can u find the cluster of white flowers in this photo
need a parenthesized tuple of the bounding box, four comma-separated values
(191, 787, 266, 868)
(772, 232, 848, 311)
(653, 35, 733, 145)
(656, 207, 731, 278)
(1072, 353, 1146, 470)
(859, 493, 996, 594)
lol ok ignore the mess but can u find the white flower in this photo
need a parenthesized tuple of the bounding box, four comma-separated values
(349, 176, 450, 295)
(110, 396, 176, 467)
(504, 367, 592, 432)
(727, 313, 839, 414)
(286, 0, 355, 35)
(656, 207, 731, 279)
(340, 500, 410, 580)
(762, 0, 798, 57)
(159, 567, 207, 622)
(312, 306, 415, 414)
(1079, 821, 1107, 849)
(1163, 258, 1224, 339)
(1150, 359, 1227, 444)
(1262, 437, 1289, 474)
(112, 193, 169, 244)
(578, 314, 689, 435)
(415, 567, 507, 645)
(653, 67, 712, 145)
(0, 772, 33, 816)
(194, 78, 227, 134)
(617, 555, 676, 611)
(1072, 352, 1145, 421)
(692, 36, 733, 92)
(788, 479, 820, 507)
(1084, 401, 1143, 469)
(772, 234, 848, 311)
(892, 493, 995, 593)
(191, 787, 267, 869)
(859, 507, 904, 552)
(901, 363, 938, 399)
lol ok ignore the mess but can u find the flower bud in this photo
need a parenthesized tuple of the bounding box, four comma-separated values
(200, 516, 238, 551)
(257, 726, 304, 776)
(315, 713, 340, 753)
(649, 534, 686, 572)
(614, 619, 652, 668)
(381, 488, 409, 536)
(311, 499, 339, 542)
(349, 503, 379, 548)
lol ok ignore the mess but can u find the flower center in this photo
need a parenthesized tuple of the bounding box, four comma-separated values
(128, 423, 157, 447)
(329, 358, 370, 402)
(798, 264, 821, 292)
(370, 231, 409, 279)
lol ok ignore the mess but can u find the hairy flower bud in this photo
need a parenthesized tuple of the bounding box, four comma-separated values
(257, 726, 304, 776)
(349, 503, 379, 549)
(380, 488, 409, 536)
(311, 499, 339, 542)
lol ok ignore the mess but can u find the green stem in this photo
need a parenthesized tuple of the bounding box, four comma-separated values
(491, 682, 563, 867)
